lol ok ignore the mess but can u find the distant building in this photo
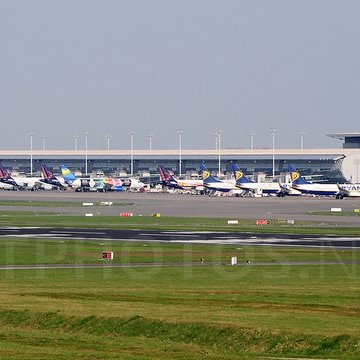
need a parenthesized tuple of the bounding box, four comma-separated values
(327, 132, 360, 149)
(0, 133, 359, 182)
(327, 133, 360, 182)
(0, 148, 350, 183)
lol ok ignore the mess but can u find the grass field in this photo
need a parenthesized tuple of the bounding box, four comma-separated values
(0, 238, 359, 265)
(0, 263, 359, 359)
(311, 210, 360, 217)
(0, 208, 359, 358)
(1, 212, 360, 236)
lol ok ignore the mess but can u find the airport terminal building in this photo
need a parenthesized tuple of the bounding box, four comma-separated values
(0, 132, 359, 183)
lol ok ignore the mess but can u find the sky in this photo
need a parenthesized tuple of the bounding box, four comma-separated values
(1, 0, 360, 151)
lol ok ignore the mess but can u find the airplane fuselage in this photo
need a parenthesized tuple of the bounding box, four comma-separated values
(175, 179, 203, 190)
(10, 176, 53, 190)
(292, 183, 339, 196)
(236, 182, 280, 194)
(204, 180, 236, 192)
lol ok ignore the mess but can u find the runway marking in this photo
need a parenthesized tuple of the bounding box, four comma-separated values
(50, 231, 106, 235)
(160, 231, 209, 235)
(0, 227, 41, 230)
(147, 234, 202, 238)
(7, 234, 70, 238)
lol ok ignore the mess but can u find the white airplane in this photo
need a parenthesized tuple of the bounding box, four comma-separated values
(62, 165, 142, 192)
(232, 164, 281, 195)
(232, 164, 301, 196)
(60, 165, 122, 192)
(200, 164, 236, 193)
(232, 164, 301, 197)
(158, 165, 204, 191)
(289, 164, 340, 196)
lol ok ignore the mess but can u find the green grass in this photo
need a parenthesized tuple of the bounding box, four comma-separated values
(0, 207, 359, 358)
(0, 210, 53, 216)
(0, 326, 212, 360)
(0, 238, 359, 265)
(0, 265, 359, 359)
(0, 200, 84, 207)
(0, 213, 359, 235)
(0, 309, 358, 359)
(311, 210, 360, 217)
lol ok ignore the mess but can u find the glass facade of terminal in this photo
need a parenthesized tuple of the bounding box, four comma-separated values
(0, 154, 345, 183)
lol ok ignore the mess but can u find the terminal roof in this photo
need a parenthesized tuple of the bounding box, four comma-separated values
(327, 132, 360, 140)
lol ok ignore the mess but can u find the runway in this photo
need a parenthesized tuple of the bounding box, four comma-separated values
(1, 227, 359, 249)
(1, 192, 360, 250)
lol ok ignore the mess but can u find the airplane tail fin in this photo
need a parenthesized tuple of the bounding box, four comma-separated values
(60, 165, 77, 183)
(158, 165, 175, 182)
(199, 164, 220, 183)
(231, 164, 253, 184)
(41, 164, 64, 188)
(0, 163, 12, 180)
(0, 163, 17, 187)
(288, 164, 309, 185)
(41, 164, 56, 180)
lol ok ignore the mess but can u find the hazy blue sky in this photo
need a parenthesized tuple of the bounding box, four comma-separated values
(1, 1, 359, 151)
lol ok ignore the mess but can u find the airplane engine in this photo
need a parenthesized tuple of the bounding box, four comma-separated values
(71, 179, 82, 189)
(42, 184, 53, 190)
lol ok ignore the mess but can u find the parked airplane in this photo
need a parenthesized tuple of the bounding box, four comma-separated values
(232, 164, 281, 195)
(60, 165, 122, 192)
(61, 165, 92, 191)
(0, 163, 53, 190)
(232, 164, 302, 196)
(199, 164, 236, 193)
(289, 164, 339, 196)
(158, 165, 203, 190)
